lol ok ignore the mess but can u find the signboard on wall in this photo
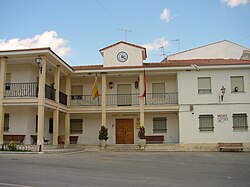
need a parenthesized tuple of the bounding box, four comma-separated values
(217, 114, 228, 123)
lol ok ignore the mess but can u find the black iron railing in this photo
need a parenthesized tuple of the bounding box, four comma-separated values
(106, 93, 140, 106)
(59, 91, 67, 105)
(45, 84, 55, 101)
(71, 95, 101, 106)
(4, 82, 38, 97)
(145, 93, 178, 105)
(70, 93, 178, 106)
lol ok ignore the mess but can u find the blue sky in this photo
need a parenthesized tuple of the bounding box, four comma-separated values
(0, 0, 249, 65)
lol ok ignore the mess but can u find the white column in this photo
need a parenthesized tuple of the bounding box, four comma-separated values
(64, 112, 70, 145)
(52, 109, 59, 145)
(37, 58, 46, 146)
(101, 75, 106, 127)
(0, 57, 7, 144)
(54, 67, 60, 104)
(139, 72, 145, 127)
(66, 76, 71, 107)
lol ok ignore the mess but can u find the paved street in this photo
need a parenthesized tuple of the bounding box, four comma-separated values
(0, 151, 250, 187)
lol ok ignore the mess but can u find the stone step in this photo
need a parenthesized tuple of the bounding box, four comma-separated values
(106, 144, 140, 151)
(42, 147, 84, 154)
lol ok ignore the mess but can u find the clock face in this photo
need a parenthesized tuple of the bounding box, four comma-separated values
(117, 51, 128, 62)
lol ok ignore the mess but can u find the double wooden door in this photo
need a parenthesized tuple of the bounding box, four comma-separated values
(116, 119, 134, 144)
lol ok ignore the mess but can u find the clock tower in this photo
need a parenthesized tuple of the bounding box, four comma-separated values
(99, 41, 147, 67)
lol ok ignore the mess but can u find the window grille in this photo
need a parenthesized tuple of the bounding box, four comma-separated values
(70, 119, 83, 134)
(153, 117, 167, 133)
(4, 113, 10, 132)
(233, 114, 248, 130)
(199, 115, 214, 131)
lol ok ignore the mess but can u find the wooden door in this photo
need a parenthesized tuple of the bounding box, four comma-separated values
(116, 119, 134, 144)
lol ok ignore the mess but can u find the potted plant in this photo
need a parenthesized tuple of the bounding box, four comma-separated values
(98, 126, 108, 149)
(138, 126, 146, 149)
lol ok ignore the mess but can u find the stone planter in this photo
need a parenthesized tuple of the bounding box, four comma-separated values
(100, 140, 107, 150)
(139, 139, 146, 150)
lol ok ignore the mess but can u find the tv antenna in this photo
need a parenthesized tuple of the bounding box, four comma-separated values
(117, 29, 131, 41)
(159, 45, 166, 58)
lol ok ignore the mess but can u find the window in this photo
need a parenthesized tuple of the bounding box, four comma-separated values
(233, 114, 248, 130)
(152, 83, 165, 99)
(153, 118, 167, 133)
(71, 85, 83, 100)
(199, 115, 214, 131)
(70, 119, 83, 134)
(49, 118, 53, 133)
(198, 77, 211, 94)
(231, 76, 244, 92)
(4, 113, 10, 132)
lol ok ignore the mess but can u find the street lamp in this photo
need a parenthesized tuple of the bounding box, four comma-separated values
(220, 86, 226, 102)
(35, 57, 42, 74)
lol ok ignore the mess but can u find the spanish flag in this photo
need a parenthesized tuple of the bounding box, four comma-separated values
(91, 75, 99, 99)
(139, 70, 146, 98)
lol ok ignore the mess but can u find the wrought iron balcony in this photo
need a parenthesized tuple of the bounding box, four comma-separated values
(71, 95, 101, 106)
(59, 91, 67, 105)
(45, 84, 55, 101)
(70, 93, 178, 107)
(145, 92, 178, 105)
(106, 93, 140, 106)
(4, 82, 38, 97)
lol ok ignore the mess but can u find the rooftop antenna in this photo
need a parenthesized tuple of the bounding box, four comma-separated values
(159, 45, 166, 58)
(171, 39, 180, 52)
(117, 29, 131, 41)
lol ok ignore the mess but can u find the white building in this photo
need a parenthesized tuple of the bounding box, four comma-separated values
(0, 40, 249, 150)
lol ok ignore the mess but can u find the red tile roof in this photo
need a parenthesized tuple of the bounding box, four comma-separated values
(99, 41, 146, 52)
(72, 59, 250, 71)
(99, 41, 147, 59)
(0, 47, 51, 53)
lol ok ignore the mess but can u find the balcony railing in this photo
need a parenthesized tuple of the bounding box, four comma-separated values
(70, 93, 178, 107)
(106, 93, 140, 106)
(4, 82, 38, 97)
(45, 84, 55, 101)
(145, 93, 178, 105)
(71, 95, 101, 106)
(59, 91, 67, 105)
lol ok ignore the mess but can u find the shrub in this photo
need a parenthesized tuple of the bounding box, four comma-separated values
(138, 126, 145, 139)
(98, 126, 108, 141)
(7, 141, 17, 151)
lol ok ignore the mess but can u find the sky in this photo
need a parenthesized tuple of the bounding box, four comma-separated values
(0, 0, 250, 66)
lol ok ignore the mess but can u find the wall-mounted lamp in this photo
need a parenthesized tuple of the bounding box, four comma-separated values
(35, 57, 42, 74)
(191, 64, 200, 71)
(220, 86, 226, 102)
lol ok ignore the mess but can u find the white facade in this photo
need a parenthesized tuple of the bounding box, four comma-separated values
(0, 40, 250, 150)
(167, 40, 249, 60)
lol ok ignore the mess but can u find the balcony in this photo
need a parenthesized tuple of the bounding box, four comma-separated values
(71, 95, 101, 106)
(59, 91, 67, 106)
(145, 92, 178, 105)
(45, 84, 55, 101)
(70, 93, 178, 107)
(4, 82, 38, 97)
(106, 93, 140, 106)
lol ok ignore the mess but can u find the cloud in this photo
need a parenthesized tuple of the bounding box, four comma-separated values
(223, 0, 249, 7)
(0, 31, 71, 56)
(142, 37, 169, 51)
(160, 8, 171, 22)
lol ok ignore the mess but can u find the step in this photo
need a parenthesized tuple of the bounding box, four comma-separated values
(106, 144, 140, 151)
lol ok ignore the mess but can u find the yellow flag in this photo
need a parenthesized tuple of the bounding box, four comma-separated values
(91, 76, 99, 99)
